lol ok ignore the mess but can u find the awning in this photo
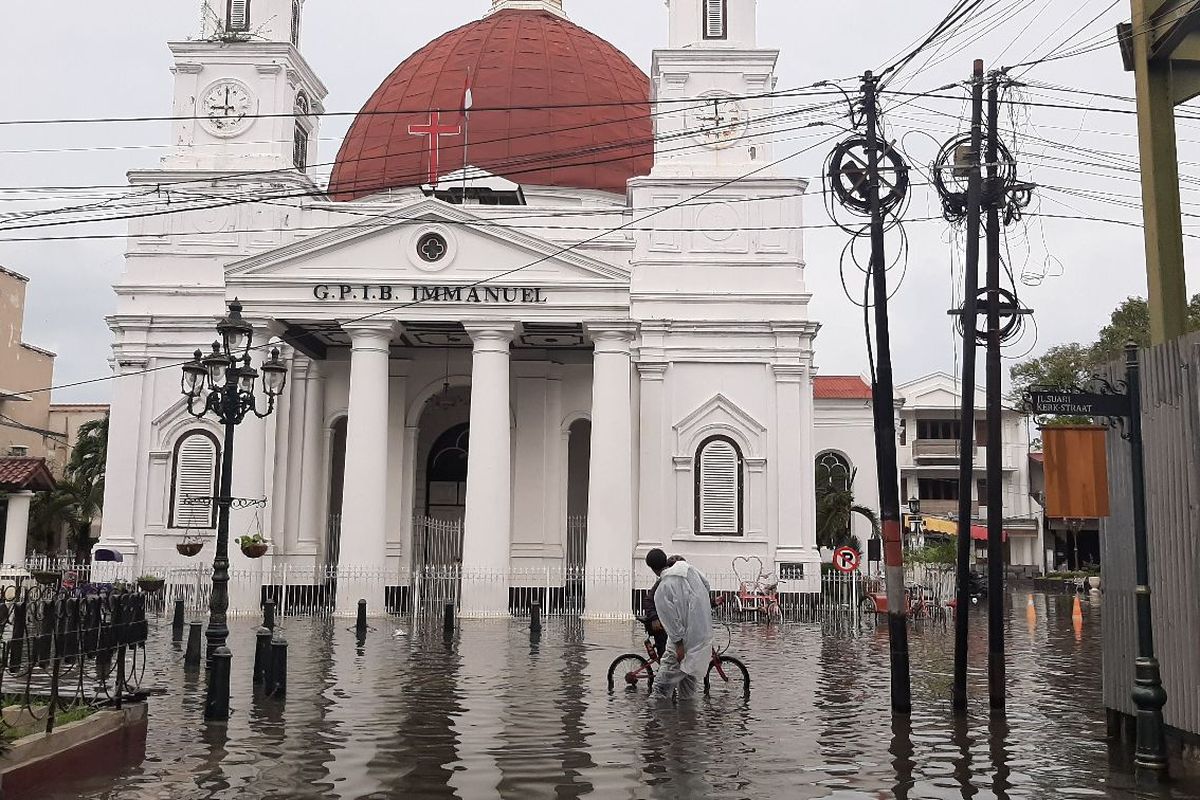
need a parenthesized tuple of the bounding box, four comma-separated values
(918, 516, 1008, 542)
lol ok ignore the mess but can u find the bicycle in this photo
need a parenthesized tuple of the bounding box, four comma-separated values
(606, 612, 750, 698)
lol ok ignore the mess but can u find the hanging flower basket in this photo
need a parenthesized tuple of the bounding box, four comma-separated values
(31, 570, 61, 586)
(237, 535, 269, 559)
(137, 576, 166, 594)
(176, 541, 204, 557)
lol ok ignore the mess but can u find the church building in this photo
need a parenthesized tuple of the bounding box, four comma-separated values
(97, 0, 869, 616)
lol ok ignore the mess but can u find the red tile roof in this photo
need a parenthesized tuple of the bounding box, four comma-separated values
(814, 376, 873, 400)
(1029, 452, 1044, 463)
(0, 458, 56, 492)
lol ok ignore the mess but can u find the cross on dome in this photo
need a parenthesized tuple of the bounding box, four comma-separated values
(488, 0, 567, 17)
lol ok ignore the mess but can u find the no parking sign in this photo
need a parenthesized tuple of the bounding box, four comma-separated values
(832, 546, 861, 574)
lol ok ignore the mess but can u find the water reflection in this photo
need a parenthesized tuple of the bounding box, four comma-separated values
(37, 594, 1200, 800)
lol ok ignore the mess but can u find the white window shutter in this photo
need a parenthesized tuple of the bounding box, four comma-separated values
(173, 434, 218, 529)
(704, 0, 726, 39)
(699, 439, 740, 534)
(227, 0, 250, 31)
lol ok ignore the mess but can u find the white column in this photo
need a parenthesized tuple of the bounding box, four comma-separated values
(461, 324, 515, 616)
(297, 359, 326, 553)
(339, 321, 395, 615)
(636, 362, 668, 552)
(585, 324, 636, 618)
(773, 358, 820, 591)
(3, 492, 34, 567)
(280, 352, 308, 559)
(96, 356, 148, 558)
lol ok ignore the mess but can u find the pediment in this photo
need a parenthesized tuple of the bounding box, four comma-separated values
(226, 198, 629, 286)
(673, 393, 766, 458)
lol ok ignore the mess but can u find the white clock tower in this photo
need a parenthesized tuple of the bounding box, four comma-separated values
(163, 0, 328, 173)
(627, 0, 821, 589)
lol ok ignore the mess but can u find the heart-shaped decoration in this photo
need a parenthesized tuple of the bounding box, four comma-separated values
(732, 555, 765, 585)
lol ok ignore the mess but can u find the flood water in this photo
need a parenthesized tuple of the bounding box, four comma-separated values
(41, 592, 1200, 799)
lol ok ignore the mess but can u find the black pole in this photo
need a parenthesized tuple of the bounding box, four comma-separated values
(984, 71, 1007, 711)
(952, 59, 986, 715)
(206, 374, 238, 669)
(862, 71, 911, 715)
(172, 598, 185, 642)
(1125, 343, 1168, 778)
(206, 646, 232, 721)
(356, 599, 368, 636)
(184, 620, 203, 672)
(263, 598, 276, 631)
(253, 626, 272, 686)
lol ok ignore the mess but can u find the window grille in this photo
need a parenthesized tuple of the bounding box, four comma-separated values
(695, 436, 743, 535)
(703, 0, 727, 40)
(226, 0, 251, 32)
(170, 431, 220, 529)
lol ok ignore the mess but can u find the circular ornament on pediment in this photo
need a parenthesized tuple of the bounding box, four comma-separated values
(407, 225, 457, 273)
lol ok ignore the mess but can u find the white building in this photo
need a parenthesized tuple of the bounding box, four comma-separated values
(895, 373, 1042, 573)
(96, 0, 854, 615)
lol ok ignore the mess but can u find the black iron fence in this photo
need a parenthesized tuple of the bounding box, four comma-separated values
(0, 585, 148, 738)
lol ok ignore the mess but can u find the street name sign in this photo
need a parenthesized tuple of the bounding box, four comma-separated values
(1027, 390, 1130, 418)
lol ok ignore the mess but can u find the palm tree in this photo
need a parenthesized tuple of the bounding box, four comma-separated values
(815, 465, 881, 551)
(27, 415, 108, 561)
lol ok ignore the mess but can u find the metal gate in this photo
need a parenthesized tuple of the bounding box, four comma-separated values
(411, 515, 464, 617)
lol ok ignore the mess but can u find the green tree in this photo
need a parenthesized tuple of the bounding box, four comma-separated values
(27, 416, 108, 561)
(1092, 294, 1200, 362)
(815, 465, 880, 551)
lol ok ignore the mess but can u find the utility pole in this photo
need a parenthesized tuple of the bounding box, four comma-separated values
(984, 71, 1007, 712)
(862, 71, 912, 715)
(951, 60, 986, 715)
(1120, 0, 1200, 343)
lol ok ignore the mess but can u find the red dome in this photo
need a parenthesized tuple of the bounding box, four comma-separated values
(329, 9, 653, 200)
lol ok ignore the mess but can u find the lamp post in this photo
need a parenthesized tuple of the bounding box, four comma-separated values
(180, 299, 287, 721)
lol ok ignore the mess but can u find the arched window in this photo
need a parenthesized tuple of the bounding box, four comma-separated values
(694, 435, 743, 536)
(703, 0, 728, 40)
(290, 0, 302, 46)
(226, 0, 251, 32)
(816, 451, 853, 494)
(293, 93, 310, 172)
(169, 431, 220, 529)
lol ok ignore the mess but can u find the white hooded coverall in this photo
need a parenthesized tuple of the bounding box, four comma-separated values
(651, 561, 714, 700)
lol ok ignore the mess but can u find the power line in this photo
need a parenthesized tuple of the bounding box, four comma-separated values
(11, 129, 849, 399)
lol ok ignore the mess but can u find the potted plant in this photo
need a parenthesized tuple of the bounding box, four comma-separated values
(31, 569, 61, 586)
(176, 539, 204, 557)
(237, 534, 269, 559)
(137, 574, 165, 594)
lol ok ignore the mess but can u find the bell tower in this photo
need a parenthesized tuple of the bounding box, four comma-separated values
(653, 0, 779, 178)
(162, 0, 327, 172)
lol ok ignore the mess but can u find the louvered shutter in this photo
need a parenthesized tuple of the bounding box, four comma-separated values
(698, 439, 740, 535)
(172, 434, 218, 529)
(227, 0, 250, 32)
(704, 0, 727, 39)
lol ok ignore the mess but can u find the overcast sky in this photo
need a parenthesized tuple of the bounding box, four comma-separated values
(1, 0, 1196, 403)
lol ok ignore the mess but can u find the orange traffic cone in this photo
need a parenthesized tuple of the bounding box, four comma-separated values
(1072, 594, 1084, 622)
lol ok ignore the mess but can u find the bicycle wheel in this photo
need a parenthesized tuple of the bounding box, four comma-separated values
(607, 654, 654, 692)
(766, 601, 783, 624)
(704, 655, 750, 698)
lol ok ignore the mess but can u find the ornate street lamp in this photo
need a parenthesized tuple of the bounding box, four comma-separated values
(180, 299, 286, 722)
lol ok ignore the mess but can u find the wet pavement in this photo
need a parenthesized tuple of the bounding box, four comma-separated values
(40, 592, 1200, 799)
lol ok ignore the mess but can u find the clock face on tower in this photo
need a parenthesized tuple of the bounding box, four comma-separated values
(200, 81, 255, 136)
(687, 91, 749, 149)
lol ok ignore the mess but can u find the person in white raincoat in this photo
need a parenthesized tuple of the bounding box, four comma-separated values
(645, 549, 713, 701)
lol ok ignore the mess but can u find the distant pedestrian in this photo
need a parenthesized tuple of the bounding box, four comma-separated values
(645, 548, 713, 702)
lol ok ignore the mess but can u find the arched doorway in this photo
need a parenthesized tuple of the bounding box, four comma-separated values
(426, 422, 469, 521)
(413, 385, 470, 570)
(565, 419, 591, 570)
(326, 417, 348, 566)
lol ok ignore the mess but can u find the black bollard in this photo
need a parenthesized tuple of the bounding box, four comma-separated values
(253, 626, 272, 686)
(172, 599, 186, 641)
(269, 635, 288, 698)
(356, 599, 368, 636)
(263, 598, 276, 631)
(443, 602, 455, 633)
(530, 600, 542, 633)
(184, 621, 203, 672)
(205, 646, 232, 721)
